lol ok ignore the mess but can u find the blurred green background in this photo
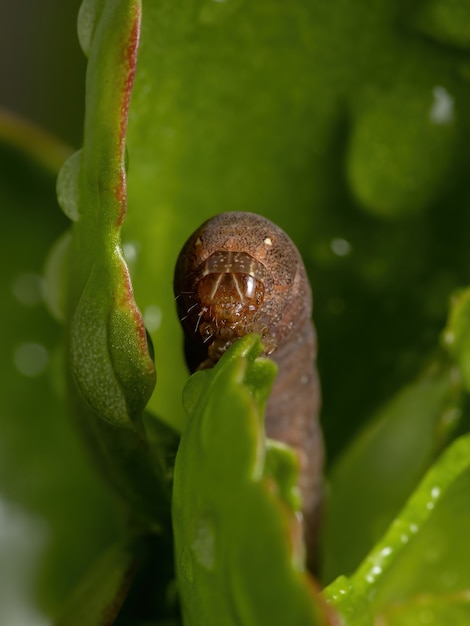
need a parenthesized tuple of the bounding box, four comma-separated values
(2, 1, 470, 624)
(0, 2, 115, 624)
(0, 0, 85, 146)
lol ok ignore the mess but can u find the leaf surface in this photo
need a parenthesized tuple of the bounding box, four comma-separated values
(173, 335, 334, 626)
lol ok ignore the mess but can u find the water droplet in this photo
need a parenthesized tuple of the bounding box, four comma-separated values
(143, 305, 163, 332)
(12, 273, 43, 306)
(13, 343, 49, 377)
(192, 516, 215, 571)
(330, 238, 352, 257)
(380, 546, 392, 557)
(77, 0, 98, 56)
(431, 486, 441, 499)
(123, 241, 140, 265)
(443, 330, 455, 346)
(365, 564, 383, 584)
(426, 500, 435, 511)
(429, 86, 454, 125)
(409, 523, 419, 534)
(56, 150, 82, 221)
(401, 534, 409, 544)
(180, 547, 193, 582)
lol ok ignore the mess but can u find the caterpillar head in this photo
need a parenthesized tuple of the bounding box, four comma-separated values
(174, 212, 309, 366)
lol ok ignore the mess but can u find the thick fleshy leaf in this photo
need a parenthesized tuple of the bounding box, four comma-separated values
(64, 0, 155, 428)
(54, 537, 140, 626)
(173, 335, 334, 626)
(0, 114, 122, 615)
(74, 2, 470, 622)
(8, 0, 470, 623)
(118, 0, 470, 464)
(322, 355, 463, 582)
(324, 434, 470, 626)
(60, 0, 177, 528)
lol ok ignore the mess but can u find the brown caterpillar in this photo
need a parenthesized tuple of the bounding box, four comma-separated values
(173, 211, 323, 571)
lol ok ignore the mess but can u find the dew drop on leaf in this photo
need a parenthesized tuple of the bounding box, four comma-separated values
(429, 85, 454, 125)
(191, 515, 216, 571)
(143, 305, 163, 332)
(180, 547, 193, 583)
(11, 273, 43, 307)
(56, 150, 82, 222)
(13, 343, 49, 378)
(77, 0, 101, 57)
(330, 238, 352, 257)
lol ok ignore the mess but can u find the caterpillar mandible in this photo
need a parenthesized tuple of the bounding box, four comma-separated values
(173, 211, 324, 571)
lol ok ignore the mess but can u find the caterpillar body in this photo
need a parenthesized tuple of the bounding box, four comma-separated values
(173, 211, 323, 570)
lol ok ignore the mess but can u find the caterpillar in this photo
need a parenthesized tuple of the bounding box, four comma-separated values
(173, 211, 323, 571)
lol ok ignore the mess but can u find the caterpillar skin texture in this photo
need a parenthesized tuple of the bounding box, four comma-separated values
(174, 211, 323, 571)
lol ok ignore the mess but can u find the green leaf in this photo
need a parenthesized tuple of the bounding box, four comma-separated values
(173, 335, 333, 626)
(118, 0, 470, 458)
(410, 0, 470, 49)
(65, 0, 155, 429)
(324, 434, 470, 625)
(323, 355, 463, 582)
(0, 114, 123, 613)
(0, 109, 71, 173)
(54, 536, 140, 626)
(61, 0, 176, 529)
(9, 0, 470, 621)
(346, 80, 458, 218)
(444, 288, 470, 393)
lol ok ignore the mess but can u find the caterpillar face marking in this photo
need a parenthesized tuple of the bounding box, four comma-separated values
(178, 250, 267, 362)
(174, 211, 307, 366)
(174, 211, 324, 572)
